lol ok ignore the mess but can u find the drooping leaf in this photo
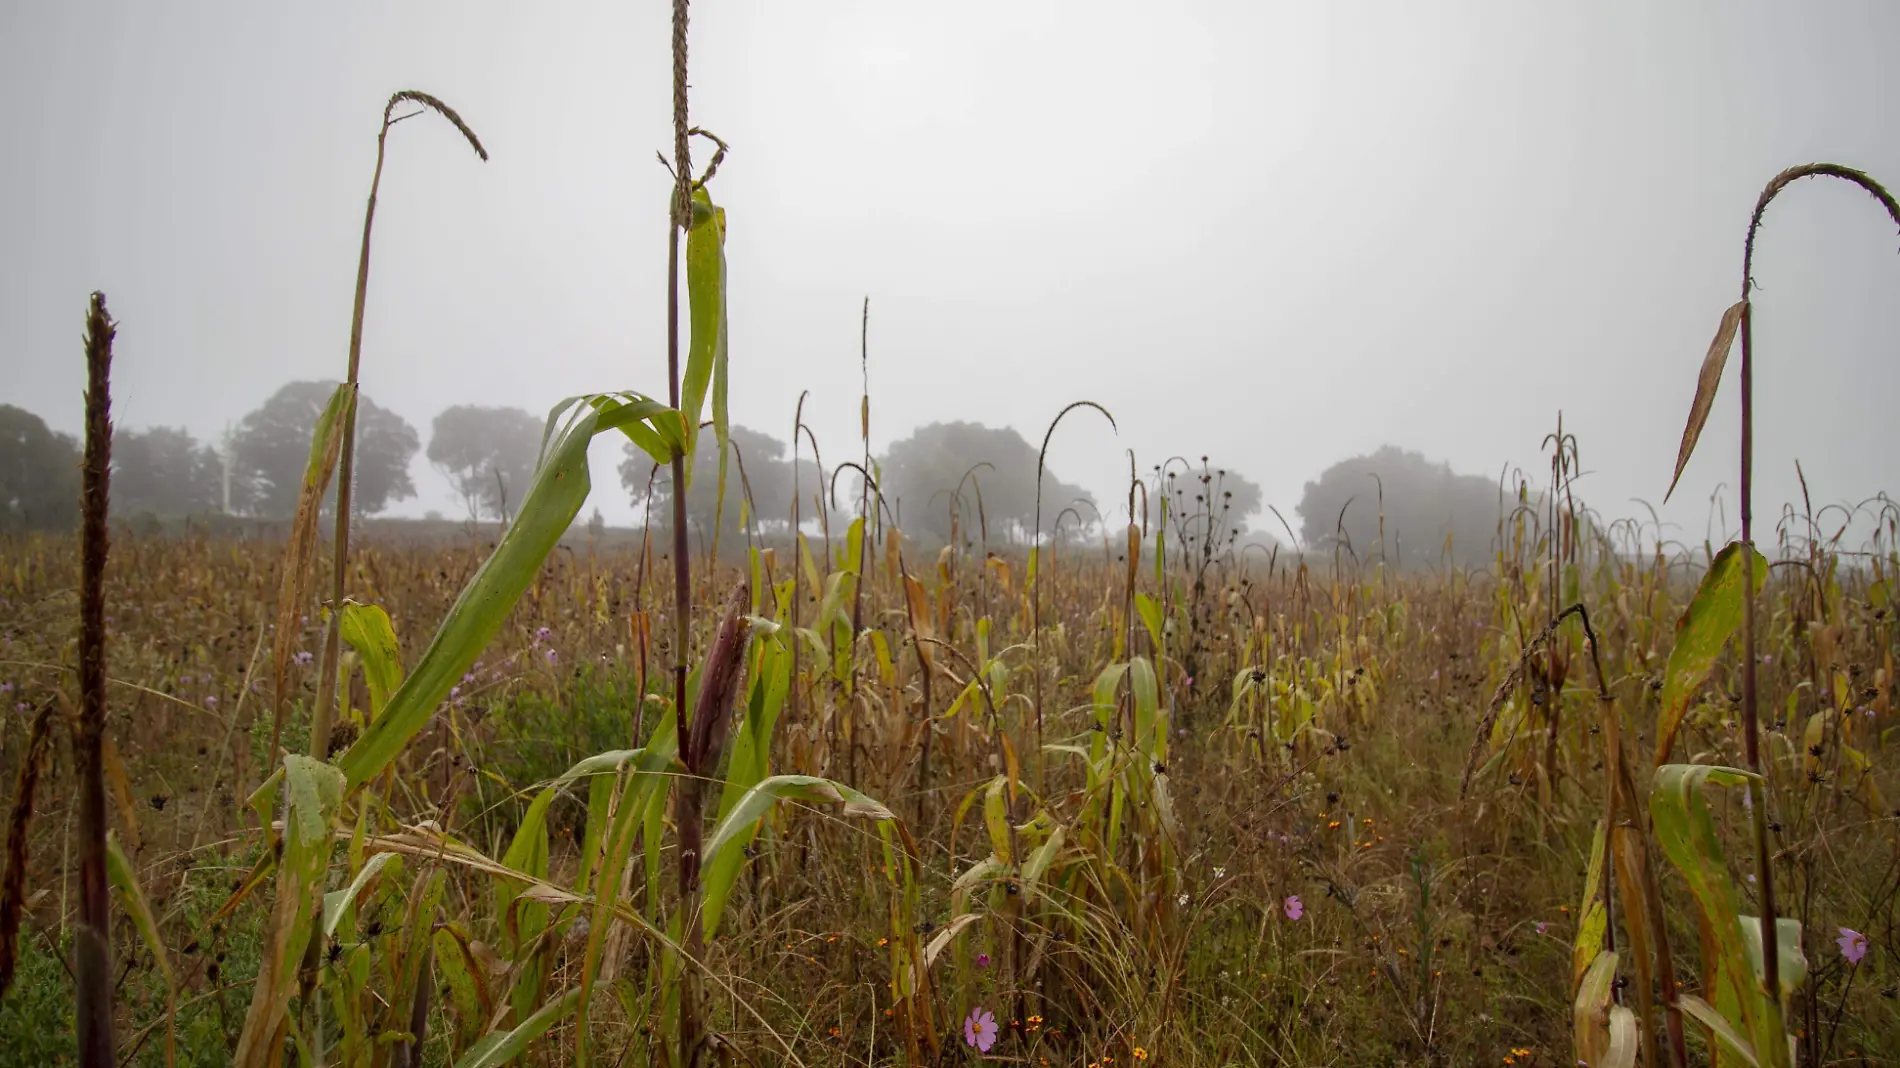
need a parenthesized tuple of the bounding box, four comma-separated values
(106, 831, 175, 1006)
(1677, 993, 1762, 1068)
(322, 851, 402, 937)
(702, 775, 895, 871)
(1651, 762, 1788, 1067)
(1666, 299, 1746, 501)
(678, 186, 728, 489)
(1656, 541, 1767, 765)
(336, 395, 674, 791)
(338, 600, 403, 721)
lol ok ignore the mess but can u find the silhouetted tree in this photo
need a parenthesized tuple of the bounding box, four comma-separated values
(231, 381, 419, 519)
(111, 426, 224, 516)
(428, 404, 541, 522)
(0, 404, 80, 530)
(1296, 445, 1501, 568)
(877, 421, 1093, 546)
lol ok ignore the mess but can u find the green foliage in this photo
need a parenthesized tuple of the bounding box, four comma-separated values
(0, 403, 80, 530)
(877, 420, 1093, 544)
(111, 425, 228, 517)
(428, 404, 544, 522)
(1296, 444, 1506, 567)
(1656, 541, 1767, 763)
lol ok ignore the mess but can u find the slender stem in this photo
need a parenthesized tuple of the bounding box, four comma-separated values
(1739, 295, 1780, 1016)
(848, 298, 870, 789)
(309, 118, 389, 767)
(75, 292, 116, 1068)
(668, 3, 700, 1064)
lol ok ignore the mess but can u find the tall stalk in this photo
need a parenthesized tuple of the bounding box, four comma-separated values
(1733, 165, 1899, 1013)
(300, 91, 484, 1025)
(666, 1, 701, 1060)
(1668, 163, 1900, 1026)
(308, 91, 486, 767)
(74, 293, 117, 1068)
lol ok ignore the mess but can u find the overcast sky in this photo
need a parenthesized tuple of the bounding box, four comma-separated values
(3, 1, 1897, 547)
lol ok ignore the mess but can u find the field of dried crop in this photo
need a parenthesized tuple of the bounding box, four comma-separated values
(3, 5, 1898, 1065)
(1, 490, 1897, 1065)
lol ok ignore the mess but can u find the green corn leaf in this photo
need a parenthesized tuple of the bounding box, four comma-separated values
(1677, 993, 1761, 1068)
(678, 187, 728, 489)
(1129, 656, 1161, 759)
(703, 775, 895, 871)
(703, 630, 792, 938)
(336, 395, 672, 791)
(338, 601, 403, 722)
(1574, 900, 1607, 994)
(454, 986, 583, 1068)
(1740, 915, 1807, 1009)
(1656, 541, 1766, 765)
(1021, 825, 1066, 904)
(1651, 762, 1789, 1067)
(1134, 593, 1163, 654)
(234, 755, 346, 1068)
(107, 829, 176, 1053)
(323, 851, 402, 938)
(983, 775, 1013, 864)
(586, 391, 682, 465)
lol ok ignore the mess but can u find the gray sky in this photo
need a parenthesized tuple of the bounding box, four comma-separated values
(4, 1, 1897, 545)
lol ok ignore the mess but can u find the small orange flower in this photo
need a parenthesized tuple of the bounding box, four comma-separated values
(1134, 1048, 1149, 1061)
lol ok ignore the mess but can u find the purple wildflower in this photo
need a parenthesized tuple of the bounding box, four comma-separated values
(962, 1007, 998, 1053)
(1839, 927, 1869, 965)
(1284, 895, 1304, 921)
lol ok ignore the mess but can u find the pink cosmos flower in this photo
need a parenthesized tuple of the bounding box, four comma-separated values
(1284, 895, 1304, 921)
(963, 1007, 998, 1052)
(1838, 927, 1868, 965)
(975, 952, 991, 968)
(1536, 921, 1548, 935)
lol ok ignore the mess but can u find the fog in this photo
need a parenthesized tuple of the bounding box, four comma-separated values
(4, 2, 1897, 545)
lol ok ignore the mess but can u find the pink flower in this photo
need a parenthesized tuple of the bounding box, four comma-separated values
(1535, 921, 1548, 935)
(1284, 895, 1304, 921)
(975, 952, 990, 968)
(963, 1007, 998, 1053)
(544, 648, 559, 664)
(1839, 927, 1868, 965)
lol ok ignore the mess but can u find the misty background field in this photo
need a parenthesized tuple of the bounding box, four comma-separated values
(2, 3, 1898, 1067)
